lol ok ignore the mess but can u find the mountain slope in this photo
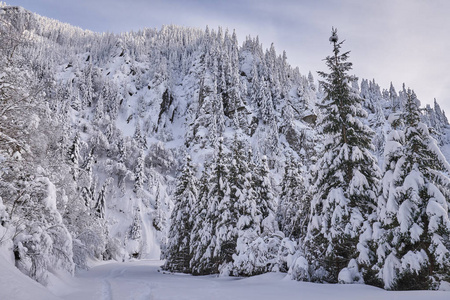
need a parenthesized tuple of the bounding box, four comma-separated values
(0, 4, 448, 289)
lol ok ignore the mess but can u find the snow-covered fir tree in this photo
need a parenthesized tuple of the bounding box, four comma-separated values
(252, 155, 276, 234)
(210, 137, 234, 273)
(164, 155, 198, 273)
(219, 134, 255, 274)
(373, 90, 450, 290)
(303, 28, 381, 283)
(189, 138, 231, 275)
(189, 162, 215, 275)
(129, 209, 142, 240)
(277, 154, 309, 240)
(68, 133, 81, 180)
(133, 149, 147, 195)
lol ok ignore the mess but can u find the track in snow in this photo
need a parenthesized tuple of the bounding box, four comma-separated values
(50, 260, 450, 300)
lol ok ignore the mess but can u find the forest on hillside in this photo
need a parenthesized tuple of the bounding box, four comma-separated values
(0, 5, 449, 291)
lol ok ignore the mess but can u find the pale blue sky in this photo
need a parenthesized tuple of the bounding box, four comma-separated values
(6, 0, 450, 113)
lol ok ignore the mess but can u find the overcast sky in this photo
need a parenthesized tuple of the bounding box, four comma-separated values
(7, 0, 450, 113)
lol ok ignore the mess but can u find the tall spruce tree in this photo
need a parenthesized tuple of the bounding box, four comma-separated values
(190, 138, 229, 274)
(231, 152, 279, 277)
(374, 90, 450, 290)
(252, 155, 276, 234)
(227, 135, 258, 275)
(68, 132, 81, 180)
(303, 28, 381, 283)
(164, 155, 198, 273)
(190, 162, 215, 275)
(133, 149, 146, 195)
(212, 137, 235, 273)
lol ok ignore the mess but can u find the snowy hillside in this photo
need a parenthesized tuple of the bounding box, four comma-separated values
(0, 4, 449, 295)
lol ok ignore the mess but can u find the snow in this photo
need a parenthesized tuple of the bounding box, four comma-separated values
(382, 253, 401, 290)
(403, 169, 424, 192)
(356, 226, 372, 264)
(40, 177, 58, 211)
(338, 259, 363, 284)
(427, 135, 450, 173)
(401, 250, 428, 273)
(289, 255, 310, 281)
(0, 253, 61, 300)
(409, 223, 423, 243)
(397, 199, 413, 233)
(0, 260, 440, 300)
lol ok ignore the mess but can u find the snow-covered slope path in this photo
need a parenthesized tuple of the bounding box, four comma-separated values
(44, 260, 450, 300)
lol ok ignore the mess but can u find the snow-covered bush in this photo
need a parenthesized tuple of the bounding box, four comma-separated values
(232, 233, 280, 276)
(276, 237, 298, 273)
(289, 255, 310, 281)
(10, 176, 74, 284)
(338, 259, 364, 284)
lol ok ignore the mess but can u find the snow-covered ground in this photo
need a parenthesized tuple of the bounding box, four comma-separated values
(2, 259, 449, 300)
(0, 253, 61, 300)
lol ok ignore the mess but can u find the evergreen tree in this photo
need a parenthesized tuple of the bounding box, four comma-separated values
(374, 90, 450, 290)
(277, 155, 309, 239)
(252, 155, 276, 234)
(360, 79, 387, 155)
(308, 71, 316, 91)
(304, 28, 381, 283)
(434, 98, 449, 125)
(232, 148, 287, 276)
(133, 149, 146, 195)
(80, 63, 94, 109)
(224, 134, 258, 275)
(133, 121, 147, 149)
(68, 132, 81, 180)
(129, 209, 142, 240)
(93, 94, 105, 125)
(190, 139, 229, 275)
(389, 82, 399, 112)
(152, 183, 165, 232)
(189, 70, 225, 148)
(94, 181, 109, 219)
(164, 155, 198, 273)
(211, 138, 235, 272)
(190, 162, 215, 275)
